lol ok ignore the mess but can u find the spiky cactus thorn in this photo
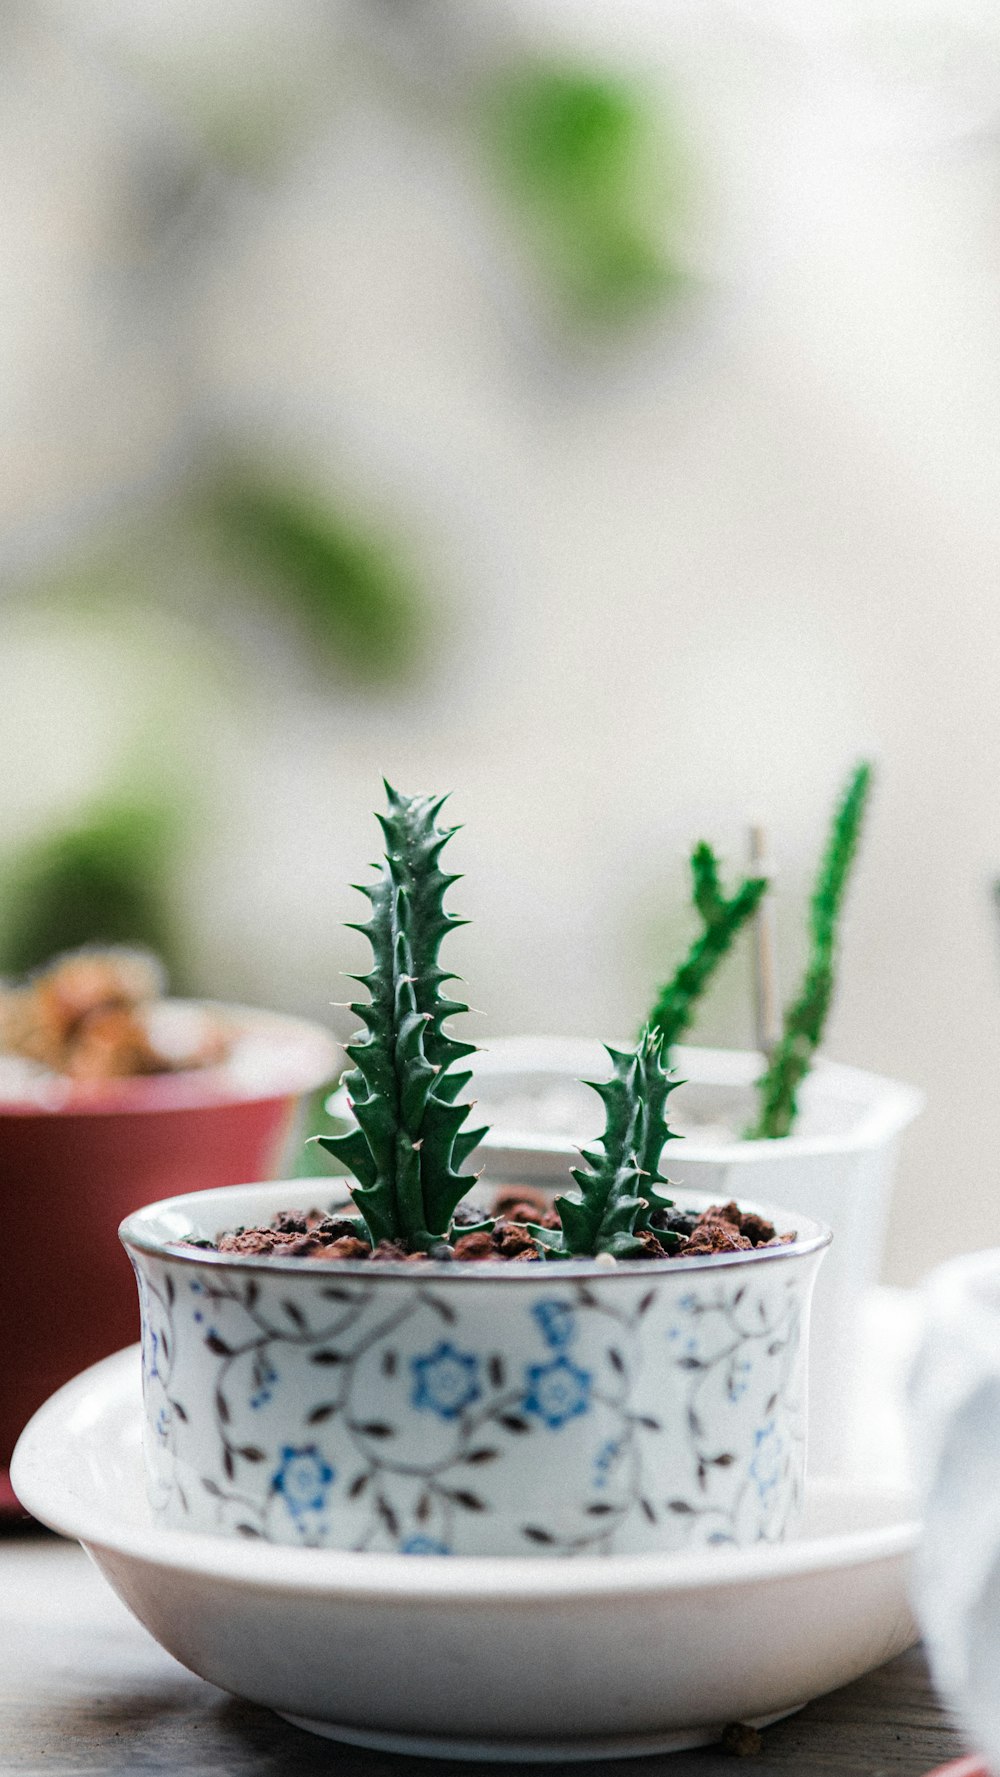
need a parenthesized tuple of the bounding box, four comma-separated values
(539, 1029, 681, 1260)
(316, 785, 486, 1251)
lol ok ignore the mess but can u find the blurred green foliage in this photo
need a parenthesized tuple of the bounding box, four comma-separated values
(0, 463, 427, 985)
(0, 799, 183, 984)
(0, 41, 690, 994)
(483, 64, 687, 323)
(205, 471, 424, 684)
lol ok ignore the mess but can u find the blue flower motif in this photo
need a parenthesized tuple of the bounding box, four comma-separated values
(411, 1342, 481, 1420)
(532, 1299, 576, 1350)
(155, 1406, 170, 1444)
(749, 1421, 783, 1501)
(523, 1355, 592, 1428)
(592, 1436, 623, 1488)
(400, 1535, 451, 1556)
(272, 1445, 335, 1516)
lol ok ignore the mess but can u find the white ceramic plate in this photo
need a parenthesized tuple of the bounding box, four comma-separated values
(12, 1348, 919, 1763)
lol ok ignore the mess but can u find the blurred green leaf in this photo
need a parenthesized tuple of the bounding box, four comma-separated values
(206, 474, 425, 684)
(0, 799, 184, 983)
(483, 64, 688, 324)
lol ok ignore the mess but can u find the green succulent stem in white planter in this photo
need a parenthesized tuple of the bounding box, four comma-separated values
(459, 764, 920, 1476)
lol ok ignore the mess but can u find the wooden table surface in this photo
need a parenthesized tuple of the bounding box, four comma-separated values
(0, 1527, 969, 1777)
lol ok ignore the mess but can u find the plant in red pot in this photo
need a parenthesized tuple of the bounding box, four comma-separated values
(0, 947, 338, 1510)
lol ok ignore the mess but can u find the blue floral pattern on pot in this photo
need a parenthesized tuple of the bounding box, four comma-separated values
(532, 1300, 576, 1349)
(126, 1185, 827, 1559)
(523, 1354, 592, 1428)
(273, 1445, 335, 1514)
(411, 1343, 481, 1420)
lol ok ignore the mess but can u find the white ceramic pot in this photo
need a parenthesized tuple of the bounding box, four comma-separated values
(120, 1179, 829, 1559)
(458, 1039, 923, 1477)
(908, 1248, 1000, 1770)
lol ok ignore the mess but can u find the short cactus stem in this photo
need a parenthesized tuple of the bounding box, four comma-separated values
(546, 1029, 680, 1260)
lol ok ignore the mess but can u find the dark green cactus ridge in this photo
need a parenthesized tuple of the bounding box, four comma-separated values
(748, 761, 872, 1140)
(646, 842, 768, 1055)
(550, 1029, 679, 1259)
(316, 785, 486, 1250)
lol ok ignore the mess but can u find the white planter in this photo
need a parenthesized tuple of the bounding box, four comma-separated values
(121, 1179, 828, 1558)
(466, 1040, 923, 1477)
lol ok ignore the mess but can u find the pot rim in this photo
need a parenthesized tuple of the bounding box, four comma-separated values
(120, 1178, 832, 1280)
(455, 1038, 924, 1162)
(0, 1001, 339, 1119)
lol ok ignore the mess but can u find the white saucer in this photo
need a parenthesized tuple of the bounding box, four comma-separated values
(11, 1348, 920, 1763)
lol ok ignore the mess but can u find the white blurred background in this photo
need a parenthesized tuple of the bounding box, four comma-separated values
(4, 0, 1000, 1282)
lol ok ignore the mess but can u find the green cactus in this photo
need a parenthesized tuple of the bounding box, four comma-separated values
(646, 843, 768, 1056)
(748, 762, 873, 1140)
(541, 1030, 680, 1259)
(316, 785, 486, 1250)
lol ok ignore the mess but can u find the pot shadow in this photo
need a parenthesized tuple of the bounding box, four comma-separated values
(213, 1695, 729, 1775)
(210, 1645, 954, 1775)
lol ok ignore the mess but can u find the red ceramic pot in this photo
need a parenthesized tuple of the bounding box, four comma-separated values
(0, 1003, 339, 1494)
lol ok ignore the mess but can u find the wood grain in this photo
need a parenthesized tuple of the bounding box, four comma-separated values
(0, 1532, 967, 1777)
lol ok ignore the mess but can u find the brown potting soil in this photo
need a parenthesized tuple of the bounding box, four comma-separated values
(206, 1189, 794, 1263)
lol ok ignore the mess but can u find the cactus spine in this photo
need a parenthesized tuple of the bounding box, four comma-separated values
(316, 785, 485, 1250)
